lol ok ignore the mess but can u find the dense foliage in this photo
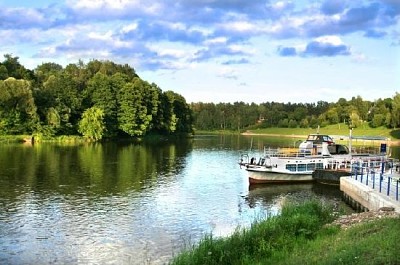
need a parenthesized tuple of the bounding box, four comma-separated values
(1, 54, 398, 138)
(191, 96, 400, 131)
(0, 54, 193, 140)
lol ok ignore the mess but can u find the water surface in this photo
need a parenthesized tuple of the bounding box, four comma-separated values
(0, 135, 377, 264)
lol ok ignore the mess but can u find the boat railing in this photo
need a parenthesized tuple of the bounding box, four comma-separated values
(263, 147, 317, 158)
(325, 156, 389, 171)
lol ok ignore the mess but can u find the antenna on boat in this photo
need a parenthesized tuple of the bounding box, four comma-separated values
(349, 129, 352, 155)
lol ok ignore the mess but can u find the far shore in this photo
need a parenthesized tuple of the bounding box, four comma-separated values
(241, 131, 400, 146)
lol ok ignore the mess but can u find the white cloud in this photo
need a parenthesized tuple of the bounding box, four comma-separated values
(314, 35, 344, 45)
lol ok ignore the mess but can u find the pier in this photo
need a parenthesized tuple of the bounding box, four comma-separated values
(340, 168, 400, 213)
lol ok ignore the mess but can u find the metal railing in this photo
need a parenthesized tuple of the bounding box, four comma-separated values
(350, 160, 400, 201)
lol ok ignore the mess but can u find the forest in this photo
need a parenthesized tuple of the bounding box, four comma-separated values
(0, 54, 399, 140)
(0, 54, 193, 140)
(191, 95, 400, 131)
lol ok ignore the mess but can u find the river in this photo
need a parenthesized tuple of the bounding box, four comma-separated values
(0, 135, 396, 264)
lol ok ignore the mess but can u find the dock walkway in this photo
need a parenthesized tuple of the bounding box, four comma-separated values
(340, 171, 400, 213)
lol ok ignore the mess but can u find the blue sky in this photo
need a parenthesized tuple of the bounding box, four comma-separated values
(0, 0, 398, 104)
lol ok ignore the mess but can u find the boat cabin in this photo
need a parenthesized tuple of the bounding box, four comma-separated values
(305, 134, 334, 145)
(327, 144, 349, 155)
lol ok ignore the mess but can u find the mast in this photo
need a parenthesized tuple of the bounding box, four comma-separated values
(349, 129, 352, 155)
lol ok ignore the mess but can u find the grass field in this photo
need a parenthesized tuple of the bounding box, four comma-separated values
(245, 123, 399, 139)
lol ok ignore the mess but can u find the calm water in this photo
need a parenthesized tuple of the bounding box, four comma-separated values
(0, 135, 395, 264)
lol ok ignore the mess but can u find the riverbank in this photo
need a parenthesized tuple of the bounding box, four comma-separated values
(0, 133, 193, 144)
(171, 200, 400, 265)
(241, 131, 400, 146)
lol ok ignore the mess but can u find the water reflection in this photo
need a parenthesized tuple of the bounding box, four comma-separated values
(245, 182, 352, 216)
(0, 136, 397, 264)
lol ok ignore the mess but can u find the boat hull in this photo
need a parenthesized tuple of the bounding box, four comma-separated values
(247, 170, 313, 184)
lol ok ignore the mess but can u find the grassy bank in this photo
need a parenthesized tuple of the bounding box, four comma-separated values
(0, 133, 194, 144)
(0, 134, 88, 143)
(171, 200, 400, 265)
(195, 124, 400, 139)
(244, 123, 399, 139)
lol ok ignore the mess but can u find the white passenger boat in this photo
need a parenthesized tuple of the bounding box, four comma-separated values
(240, 133, 389, 184)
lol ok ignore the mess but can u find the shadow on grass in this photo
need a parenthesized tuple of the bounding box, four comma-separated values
(390, 129, 400, 140)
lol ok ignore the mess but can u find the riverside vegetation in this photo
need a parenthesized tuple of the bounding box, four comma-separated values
(171, 199, 400, 265)
(1, 54, 400, 142)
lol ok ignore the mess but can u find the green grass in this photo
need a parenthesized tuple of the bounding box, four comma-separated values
(245, 123, 396, 139)
(277, 218, 400, 265)
(0, 134, 32, 143)
(170, 200, 400, 265)
(171, 199, 338, 265)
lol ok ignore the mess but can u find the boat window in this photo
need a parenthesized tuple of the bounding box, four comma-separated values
(307, 163, 315, 171)
(316, 163, 324, 169)
(307, 135, 318, 141)
(298, 164, 307, 171)
(286, 164, 296, 172)
(337, 145, 349, 154)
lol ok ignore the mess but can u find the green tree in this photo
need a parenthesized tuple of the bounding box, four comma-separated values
(117, 78, 155, 136)
(0, 77, 37, 133)
(325, 107, 339, 124)
(1, 54, 34, 80)
(40, 73, 82, 134)
(78, 107, 105, 141)
(85, 73, 125, 137)
(165, 91, 193, 133)
(371, 114, 385, 128)
(34, 62, 63, 85)
(391, 93, 400, 128)
(0, 65, 8, 79)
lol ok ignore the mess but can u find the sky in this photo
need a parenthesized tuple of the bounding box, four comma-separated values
(0, 0, 399, 104)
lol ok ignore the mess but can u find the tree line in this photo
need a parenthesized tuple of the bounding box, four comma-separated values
(1, 54, 398, 139)
(191, 95, 400, 131)
(0, 54, 193, 140)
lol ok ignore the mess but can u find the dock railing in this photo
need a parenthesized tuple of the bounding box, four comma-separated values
(350, 159, 400, 201)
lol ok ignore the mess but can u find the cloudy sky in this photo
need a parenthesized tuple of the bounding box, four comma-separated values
(0, 0, 399, 104)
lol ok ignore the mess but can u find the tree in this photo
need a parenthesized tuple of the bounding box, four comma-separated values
(0, 65, 8, 79)
(78, 107, 105, 141)
(34, 62, 63, 85)
(0, 77, 37, 133)
(1, 54, 34, 80)
(85, 73, 121, 137)
(371, 114, 385, 128)
(391, 93, 400, 128)
(117, 78, 153, 137)
(164, 91, 193, 133)
(325, 107, 339, 124)
(348, 112, 361, 128)
(41, 73, 82, 134)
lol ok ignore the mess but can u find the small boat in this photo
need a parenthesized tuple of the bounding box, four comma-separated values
(240, 133, 389, 184)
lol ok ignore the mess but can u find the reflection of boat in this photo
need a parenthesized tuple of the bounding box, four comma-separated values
(240, 133, 389, 184)
(245, 182, 351, 213)
(245, 183, 313, 209)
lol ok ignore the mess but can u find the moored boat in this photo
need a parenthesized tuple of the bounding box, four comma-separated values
(240, 133, 389, 184)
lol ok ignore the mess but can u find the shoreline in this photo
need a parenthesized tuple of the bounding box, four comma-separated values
(241, 132, 400, 146)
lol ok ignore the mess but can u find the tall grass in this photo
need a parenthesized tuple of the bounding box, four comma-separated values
(171, 199, 337, 265)
(171, 198, 400, 265)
